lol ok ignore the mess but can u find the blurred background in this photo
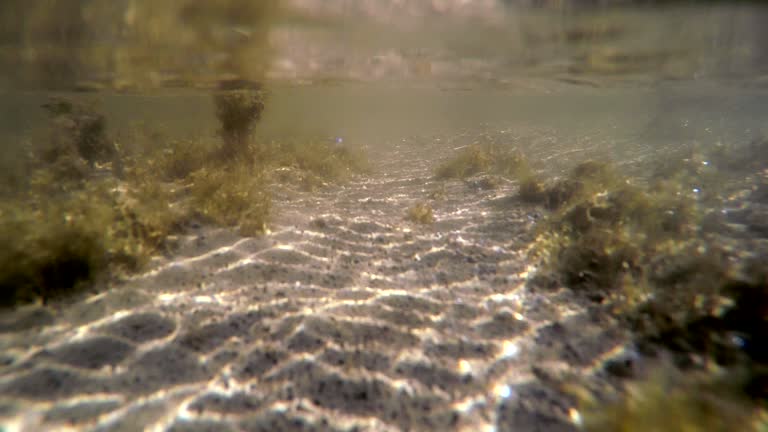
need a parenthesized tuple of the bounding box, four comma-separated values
(0, 0, 766, 91)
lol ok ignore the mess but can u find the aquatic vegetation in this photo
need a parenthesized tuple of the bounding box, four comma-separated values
(0, 91, 369, 306)
(263, 138, 369, 189)
(40, 97, 118, 169)
(435, 143, 531, 181)
(0, 200, 104, 306)
(405, 202, 435, 225)
(581, 369, 763, 432)
(189, 165, 270, 237)
(517, 176, 548, 204)
(214, 89, 266, 161)
(147, 138, 215, 182)
(521, 153, 768, 429)
(523, 160, 702, 297)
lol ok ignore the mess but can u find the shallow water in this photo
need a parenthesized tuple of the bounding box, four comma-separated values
(1, 2, 767, 431)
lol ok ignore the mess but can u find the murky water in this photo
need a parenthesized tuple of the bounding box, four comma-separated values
(1, 2, 767, 431)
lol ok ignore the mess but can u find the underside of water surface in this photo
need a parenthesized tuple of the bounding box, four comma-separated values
(0, 1, 767, 431)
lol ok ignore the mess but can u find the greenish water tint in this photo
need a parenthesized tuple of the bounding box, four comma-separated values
(0, 1, 767, 430)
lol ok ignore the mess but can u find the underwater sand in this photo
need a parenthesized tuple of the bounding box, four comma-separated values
(0, 81, 767, 431)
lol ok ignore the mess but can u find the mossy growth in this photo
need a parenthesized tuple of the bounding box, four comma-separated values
(525, 160, 708, 305)
(39, 97, 119, 169)
(405, 202, 435, 224)
(1, 90, 371, 307)
(260, 138, 369, 190)
(518, 160, 622, 210)
(189, 165, 271, 237)
(214, 88, 266, 161)
(521, 153, 768, 426)
(581, 369, 764, 432)
(0, 201, 104, 306)
(435, 143, 532, 181)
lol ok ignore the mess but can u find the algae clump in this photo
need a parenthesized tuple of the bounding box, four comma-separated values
(435, 142, 532, 181)
(517, 153, 768, 431)
(405, 202, 435, 225)
(581, 369, 764, 432)
(0, 90, 369, 307)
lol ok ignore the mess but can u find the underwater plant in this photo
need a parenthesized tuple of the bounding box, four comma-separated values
(214, 88, 266, 161)
(40, 97, 119, 169)
(519, 152, 768, 430)
(189, 165, 271, 237)
(581, 368, 764, 432)
(0, 85, 372, 307)
(435, 142, 531, 181)
(405, 202, 435, 224)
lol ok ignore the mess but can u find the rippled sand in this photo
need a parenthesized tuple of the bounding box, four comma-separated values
(1, 80, 767, 431)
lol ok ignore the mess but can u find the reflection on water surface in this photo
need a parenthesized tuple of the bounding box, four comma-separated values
(0, 1, 767, 431)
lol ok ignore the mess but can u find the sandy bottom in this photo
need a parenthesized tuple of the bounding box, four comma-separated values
(0, 129, 659, 432)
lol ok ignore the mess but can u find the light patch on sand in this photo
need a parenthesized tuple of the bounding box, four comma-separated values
(518, 264, 538, 279)
(487, 292, 522, 304)
(217, 256, 256, 272)
(132, 236, 259, 280)
(374, 289, 411, 298)
(494, 384, 513, 399)
(458, 359, 472, 375)
(193, 295, 216, 304)
(454, 394, 486, 413)
(360, 271, 392, 282)
(569, 407, 582, 426)
(270, 402, 290, 413)
(158, 293, 181, 303)
(453, 234, 471, 245)
(500, 341, 519, 359)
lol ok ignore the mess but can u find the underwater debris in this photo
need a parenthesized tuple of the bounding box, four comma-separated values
(405, 202, 435, 225)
